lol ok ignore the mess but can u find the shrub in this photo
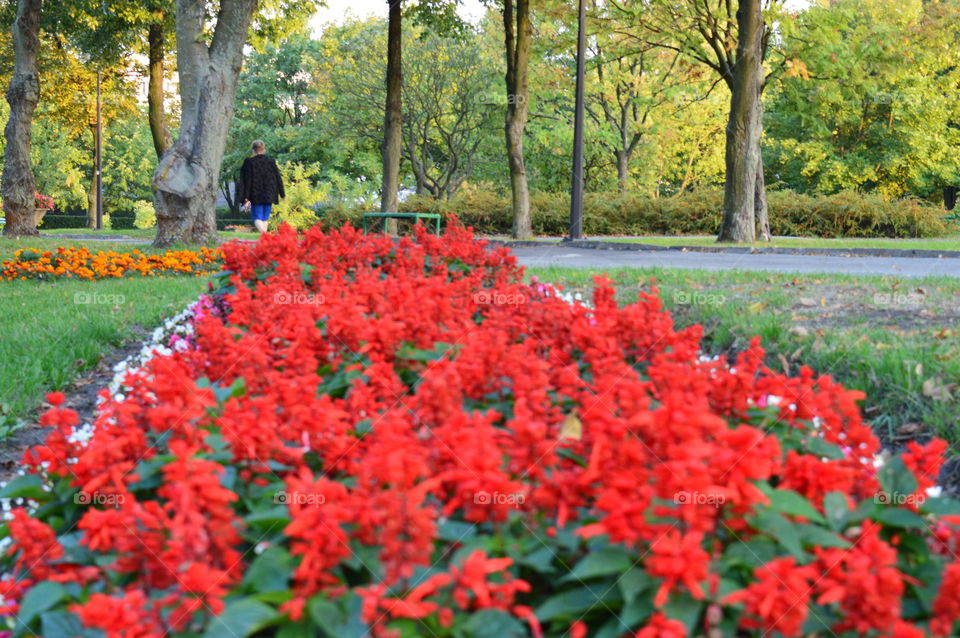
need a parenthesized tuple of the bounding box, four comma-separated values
(395, 188, 956, 238)
(36, 214, 88, 230)
(109, 211, 137, 230)
(5, 224, 960, 637)
(269, 163, 326, 231)
(133, 200, 157, 230)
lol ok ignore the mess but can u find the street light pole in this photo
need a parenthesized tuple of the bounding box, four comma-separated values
(95, 69, 103, 231)
(567, 0, 586, 241)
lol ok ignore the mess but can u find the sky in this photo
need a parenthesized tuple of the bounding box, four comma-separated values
(310, 0, 487, 32)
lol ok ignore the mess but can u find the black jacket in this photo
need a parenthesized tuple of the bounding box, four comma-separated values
(239, 155, 285, 205)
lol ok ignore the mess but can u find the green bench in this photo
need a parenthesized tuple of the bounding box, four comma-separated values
(362, 212, 442, 235)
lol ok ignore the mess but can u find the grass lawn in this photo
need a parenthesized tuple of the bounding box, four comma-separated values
(0, 236, 213, 427)
(528, 266, 960, 448)
(40, 227, 262, 241)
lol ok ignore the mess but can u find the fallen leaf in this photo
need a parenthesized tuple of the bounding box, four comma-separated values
(923, 378, 954, 402)
(798, 298, 817, 307)
(789, 325, 810, 338)
(560, 412, 582, 440)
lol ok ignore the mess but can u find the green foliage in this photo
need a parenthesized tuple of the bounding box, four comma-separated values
(399, 188, 956, 238)
(766, 0, 960, 200)
(269, 163, 325, 231)
(133, 200, 156, 229)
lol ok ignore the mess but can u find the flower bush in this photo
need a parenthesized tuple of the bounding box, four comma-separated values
(4, 223, 960, 637)
(34, 191, 54, 210)
(1, 246, 222, 281)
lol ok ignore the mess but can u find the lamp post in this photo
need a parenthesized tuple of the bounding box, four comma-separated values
(567, 0, 586, 241)
(95, 69, 103, 231)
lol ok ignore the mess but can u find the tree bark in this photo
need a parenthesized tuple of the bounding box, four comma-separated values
(717, 0, 764, 243)
(504, 0, 533, 239)
(616, 150, 630, 194)
(754, 99, 770, 241)
(152, 0, 258, 247)
(945, 185, 958, 211)
(1, 0, 42, 238)
(148, 20, 172, 160)
(380, 0, 402, 236)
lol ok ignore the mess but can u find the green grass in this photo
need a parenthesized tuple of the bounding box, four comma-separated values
(529, 266, 960, 447)
(0, 237, 212, 425)
(41, 227, 261, 241)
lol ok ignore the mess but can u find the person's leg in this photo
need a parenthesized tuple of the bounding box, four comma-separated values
(252, 204, 270, 234)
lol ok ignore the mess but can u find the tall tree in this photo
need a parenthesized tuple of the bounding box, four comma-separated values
(718, 0, 764, 242)
(2, 0, 42, 238)
(503, 0, 532, 239)
(612, 0, 784, 242)
(381, 0, 403, 217)
(152, 0, 259, 246)
(147, 12, 172, 159)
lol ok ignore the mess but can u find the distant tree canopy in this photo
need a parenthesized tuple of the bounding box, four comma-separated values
(3, 0, 960, 237)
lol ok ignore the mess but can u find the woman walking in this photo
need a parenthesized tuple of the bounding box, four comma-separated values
(239, 140, 285, 233)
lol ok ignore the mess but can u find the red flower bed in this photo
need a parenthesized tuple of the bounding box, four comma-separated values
(4, 223, 960, 637)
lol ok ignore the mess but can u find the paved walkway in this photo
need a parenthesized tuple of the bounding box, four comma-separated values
(510, 245, 960, 279)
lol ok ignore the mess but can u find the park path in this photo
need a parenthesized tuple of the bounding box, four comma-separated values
(509, 245, 960, 279)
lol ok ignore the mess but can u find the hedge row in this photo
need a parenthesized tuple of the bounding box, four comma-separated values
(396, 189, 956, 238)
(38, 215, 89, 230)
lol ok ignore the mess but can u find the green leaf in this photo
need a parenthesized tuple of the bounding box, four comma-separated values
(308, 594, 368, 638)
(822, 491, 850, 532)
(15, 581, 67, 632)
(922, 496, 960, 516)
(766, 488, 826, 524)
(563, 546, 633, 582)
(877, 457, 918, 504)
(618, 567, 654, 605)
(874, 507, 927, 529)
(753, 510, 806, 559)
(243, 546, 294, 593)
(245, 506, 291, 530)
(804, 436, 845, 460)
(517, 546, 555, 574)
(461, 609, 527, 638)
(203, 599, 276, 638)
(436, 519, 476, 542)
(535, 584, 619, 621)
(797, 523, 850, 549)
(663, 592, 704, 634)
(39, 610, 85, 638)
(0, 474, 49, 501)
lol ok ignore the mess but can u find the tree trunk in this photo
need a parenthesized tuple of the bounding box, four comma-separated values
(754, 101, 770, 241)
(1, 0, 42, 238)
(945, 185, 958, 211)
(717, 0, 764, 243)
(147, 20, 172, 160)
(755, 152, 770, 241)
(153, 0, 258, 247)
(504, 0, 533, 239)
(616, 150, 629, 194)
(380, 0, 402, 236)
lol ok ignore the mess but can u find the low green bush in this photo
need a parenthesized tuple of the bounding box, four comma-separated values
(109, 212, 137, 230)
(393, 189, 955, 238)
(38, 214, 89, 230)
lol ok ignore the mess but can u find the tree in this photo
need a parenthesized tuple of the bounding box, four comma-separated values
(152, 0, 260, 246)
(402, 29, 498, 198)
(381, 0, 403, 218)
(612, 0, 786, 242)
(765, 0, 960, 202)
(1, 0, 42, 238)
(502, 0, 533, 238)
